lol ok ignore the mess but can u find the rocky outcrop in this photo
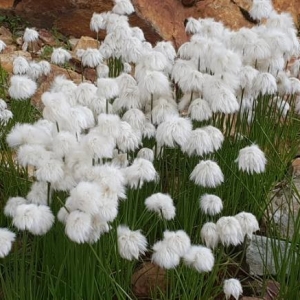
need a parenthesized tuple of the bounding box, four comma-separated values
(1, 0, 13, 9)
(246, 235, 297, 276)
(0, 51, 32, 73)
(132, 0, 300, 47)
(0, 0, 299, 48)
(10, 0, 161, 45)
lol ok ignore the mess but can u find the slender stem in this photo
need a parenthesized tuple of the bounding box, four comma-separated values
(106, 98, 109, 114)
(47, 182, 51, 206)
(81, 64, 84, 82)
(151, 93, 154, 124)
(56, 121, 60, 133)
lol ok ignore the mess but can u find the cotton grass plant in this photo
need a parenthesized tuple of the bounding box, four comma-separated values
(1, 0, 300, 298)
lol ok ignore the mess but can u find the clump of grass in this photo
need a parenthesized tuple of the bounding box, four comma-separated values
(39, 45, 53, 60)
(1, 1, 300, 299)
(0, 14, 30, 38)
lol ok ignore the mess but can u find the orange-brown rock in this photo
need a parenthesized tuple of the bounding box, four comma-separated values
(0, 51, 32, 73)
(11, 0, 161, 45)
(38, 29, 58, 47)
(2, 44, 17, 54)
(0, 0, 14, 9)
(0, 0, 299, 48)
(273, 0, 300, 20)
(31, 64, 83, 110)
(0, 26, 13, 45)
(132, 0, 300, 47)
(292, 157, 300, 176)
(73, 36, 99, 52)
(182, 0, 197, 7)
(131, 262, 166, 298)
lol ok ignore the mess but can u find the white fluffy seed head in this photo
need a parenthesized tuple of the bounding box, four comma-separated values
(0, 228, 16, 258)
(23, 27, 39, 43)
(26, 181, 49, 206)
(29, 205, 55, 235)
(13, 204, 54, 235)
(234, 212, 259, 239)
(6, 122, 52, 149)
(145, 193, 176, 220)
(152, 240, 180, 269)
(200, 194, 223, 216)
(137, 148, 154, 162)
(223, 278, 243, 300)
(13, 56, 30, 75)
(35, 158, 64, 183)
(183, 245, 215, 273)
(249, 0, 274, 21)
(8, 75, 37, 100)
(190, 160, 224, 188)
(57, 207, 69, 224)
(39, 60, 51, 76)
(236, 144, 267, 174)
(0, 40, 6, 52)
(112, 0, 135, 15)
(69, 181, 102, 215)
(156, 116, 192, 148)
(216, 216, 244, 246)
(182, 129, 214, 157)
(4, 197, 27, 218)
(90, 12, 107, 32)
(188, 98, 212, 122)
(162, 230, 191, 257)
(116, 121, 141, 152)
(202, 126, 224, 152)
(97, 78, 119, 99)
(123, 158, 158, 189)
(117, 225, 147, 260)
(88, 164, 126, 199)
(65, 210, 92, 243)
(200, 222, 219, 249)
(81, 48, 103, 68)
(51, 47, 72, 65)
(252, 72, 277, 97)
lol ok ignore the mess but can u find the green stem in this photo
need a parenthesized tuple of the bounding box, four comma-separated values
(47, 182, 51, 205)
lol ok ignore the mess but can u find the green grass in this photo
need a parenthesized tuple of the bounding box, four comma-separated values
(1, 48, 300, 299)
(0, 14, 30, 39)
(2, 93, 299, 299)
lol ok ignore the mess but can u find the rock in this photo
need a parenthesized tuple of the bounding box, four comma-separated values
(69, 38, 80, 50)
(133, 0, 300, 47)
(73, 36, 99, 52)
(15, 37, 23, 46)
(31, 64, 83, 110)
(0, 26, 13, 45)
(0, 0, 14, 9)
(181, 0, 197, 7)
(2, 44, 17, 53)
(240, 280, 280, 300)
(138, 0, 300, 46)
(266, 176, 300, 239)
(292, 158, 300, 176)
(0, 51, 32, 73)
(38, 29, 58, 47)
(56, 10, 162, 46)
(246, 235, 297, 276)
(0, 0, 299, 48)
(11, 0, 161, 45)
(83, 68, 97, 83)
(273, 0, 300, 21)
(131, 262, 166, 298)
(263, 280, 280, 300)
